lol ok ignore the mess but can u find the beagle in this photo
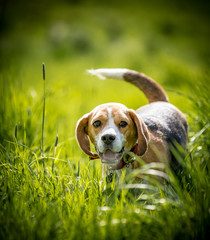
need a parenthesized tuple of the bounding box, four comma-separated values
(76, 69, 188, 178)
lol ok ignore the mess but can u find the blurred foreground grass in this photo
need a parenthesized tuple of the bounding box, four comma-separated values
(0, 1, 210, 239)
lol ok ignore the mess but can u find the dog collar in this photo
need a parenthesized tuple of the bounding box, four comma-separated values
(131, 144, 138, 154)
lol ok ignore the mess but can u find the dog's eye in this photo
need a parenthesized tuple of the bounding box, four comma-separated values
(119, 121, 128, 128)
(93, 120, 102, 128)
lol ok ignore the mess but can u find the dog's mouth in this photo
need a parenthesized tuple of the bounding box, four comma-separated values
(99, 147, 124, 164)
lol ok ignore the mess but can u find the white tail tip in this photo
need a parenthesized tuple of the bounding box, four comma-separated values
(87, 68, 128, 80)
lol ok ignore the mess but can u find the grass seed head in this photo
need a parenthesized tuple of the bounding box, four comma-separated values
(42, 62, 45, 81)
(54, 135, 59, 147)
(15, 124, 18, 140)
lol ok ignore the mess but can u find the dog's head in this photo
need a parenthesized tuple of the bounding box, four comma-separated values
(76, 103, 150, 167)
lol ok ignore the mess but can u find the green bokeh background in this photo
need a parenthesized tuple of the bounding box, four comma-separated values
(1, 0, 209, 146)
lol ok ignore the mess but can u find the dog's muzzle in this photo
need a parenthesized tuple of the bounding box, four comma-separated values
(98, 133, 125, 164)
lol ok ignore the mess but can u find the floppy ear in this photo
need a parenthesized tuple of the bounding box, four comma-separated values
(76, 113, 99, 159)
(128, 109, 150, 156)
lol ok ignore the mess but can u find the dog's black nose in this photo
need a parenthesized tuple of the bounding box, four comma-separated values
(101, 134, 116, 145)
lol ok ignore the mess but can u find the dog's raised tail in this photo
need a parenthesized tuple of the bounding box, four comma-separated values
(87, 68, 168, 103)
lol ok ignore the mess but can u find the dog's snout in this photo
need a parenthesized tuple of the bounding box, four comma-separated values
(101, 134, 116, 145)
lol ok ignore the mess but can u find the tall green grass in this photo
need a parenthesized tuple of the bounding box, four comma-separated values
(0, 66, 209, 240)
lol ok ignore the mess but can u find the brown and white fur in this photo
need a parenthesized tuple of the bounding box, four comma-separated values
(76, 69, 188, 178)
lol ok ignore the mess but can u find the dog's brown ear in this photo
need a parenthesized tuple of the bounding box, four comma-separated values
(128, 109, 150, 156)
(76, 113, 98, 159)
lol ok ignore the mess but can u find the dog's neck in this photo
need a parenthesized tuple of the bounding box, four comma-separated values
(102, 161, 133, 183)
(102, 144, 138, 182)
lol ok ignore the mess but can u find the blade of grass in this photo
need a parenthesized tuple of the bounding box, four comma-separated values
(41, 63, 46, 156)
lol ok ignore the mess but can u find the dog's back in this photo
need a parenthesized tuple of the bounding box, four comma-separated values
(137, 101, 188, 171)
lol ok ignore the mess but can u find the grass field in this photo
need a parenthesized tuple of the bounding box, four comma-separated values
(0, 1, 210, 239)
